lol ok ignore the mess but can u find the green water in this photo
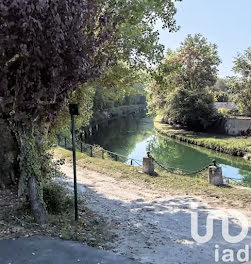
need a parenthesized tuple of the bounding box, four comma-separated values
(85, 115, 251, 185)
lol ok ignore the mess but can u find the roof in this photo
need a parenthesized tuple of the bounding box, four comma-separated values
(214, 102, 238, 111)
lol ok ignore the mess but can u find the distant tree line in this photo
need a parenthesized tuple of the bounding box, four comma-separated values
(148, 34, 251, 131)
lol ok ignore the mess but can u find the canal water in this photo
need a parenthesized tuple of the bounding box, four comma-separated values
(85, 114, 251, 185)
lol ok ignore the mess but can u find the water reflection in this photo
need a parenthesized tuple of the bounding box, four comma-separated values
(149, 136, 250, 181)
(85, 115, 251, 185)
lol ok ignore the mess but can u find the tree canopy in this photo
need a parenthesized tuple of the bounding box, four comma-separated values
(0, 0, 181, 223)
(230, 48, 251, 116)
(53, 0, 181, 136)
(148, 34, 220, 129)
(94, 0, 181, 68)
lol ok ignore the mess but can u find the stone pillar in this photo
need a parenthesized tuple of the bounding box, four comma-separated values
(208, 165, 223, 186)
(143, 156, 155, 176)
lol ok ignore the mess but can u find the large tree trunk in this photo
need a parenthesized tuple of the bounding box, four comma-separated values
(0, 119, 48, 224)
(0, 119, 18, 189)
(28, 175, 48, 224)
(17, 126, 48, 224)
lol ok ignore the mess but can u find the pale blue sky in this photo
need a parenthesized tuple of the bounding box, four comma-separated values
(156, 0, 251, 77)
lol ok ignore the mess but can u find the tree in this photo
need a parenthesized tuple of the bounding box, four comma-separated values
(0, 0, 180, 223)
(230, 48, 251, 116)
(95, 0, 181, 68)
(208, 78, 230, 102)
(51, 84, 95, 135)
(211, 78, 230, 92)
(166, 87, 217, 129)
(52, 64, 148, 139)
(148, 34, 220, 129)
(54, 0, 181, 133)
(0, 0, 118, 223)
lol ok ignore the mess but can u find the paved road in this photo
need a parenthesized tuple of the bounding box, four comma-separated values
(0, 236, 137, 264)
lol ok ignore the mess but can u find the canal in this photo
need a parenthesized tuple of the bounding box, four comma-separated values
(85, 114, 251, 186)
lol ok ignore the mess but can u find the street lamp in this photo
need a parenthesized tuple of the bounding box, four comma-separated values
(69, 104, 80, 221)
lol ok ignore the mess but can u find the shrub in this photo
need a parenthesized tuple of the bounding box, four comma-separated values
(43, 182, 73, 214)
(166, 87, 218, 130)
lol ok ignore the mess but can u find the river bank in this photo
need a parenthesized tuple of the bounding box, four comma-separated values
(77, 114, 251, 184)
(80, 104, 146, 139)
(54, 147, 251, 264)
(54, 147, 251, 207)
(154, 116, 251, 160)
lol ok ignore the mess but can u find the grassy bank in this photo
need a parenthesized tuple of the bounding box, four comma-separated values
(154, 116, 251, 158)
(54, 147, 251, 210)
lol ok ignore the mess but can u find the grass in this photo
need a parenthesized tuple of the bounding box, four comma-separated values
(54, 147, 251, 211)
(154, 116, 251, 157)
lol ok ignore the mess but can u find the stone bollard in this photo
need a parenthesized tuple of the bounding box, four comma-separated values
(208, 165, 223, 186)
(143, 152, 155, 176)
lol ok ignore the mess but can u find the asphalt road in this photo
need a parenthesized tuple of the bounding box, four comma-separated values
(0, 236, 137, 264)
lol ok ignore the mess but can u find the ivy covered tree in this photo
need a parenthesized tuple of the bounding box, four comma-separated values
(148, 34, 220, 130)
(0, 0, 119, 223)
(0, 0, 180, 223)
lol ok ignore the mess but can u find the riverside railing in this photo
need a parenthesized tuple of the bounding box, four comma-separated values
(57, 135, 243, 185)
(57, 135, 143, 167)
(152, 156, 242, 184)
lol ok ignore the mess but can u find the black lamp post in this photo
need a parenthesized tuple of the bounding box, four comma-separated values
(69, 104, 80, 221)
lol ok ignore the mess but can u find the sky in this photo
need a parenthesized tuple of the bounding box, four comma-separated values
(156, 0, 251, 77)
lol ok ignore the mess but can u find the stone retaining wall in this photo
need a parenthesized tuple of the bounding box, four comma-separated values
(224, 117, 251, 136)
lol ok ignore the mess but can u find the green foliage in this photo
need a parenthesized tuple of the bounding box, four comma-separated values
(148, 34, 220, 129)
(165, 87, 217, 130)
(51, 84, 95, 135)
(101, 0, 181, 68)
(18, 138, 40, 177)
(227, 77, 251, 116)
(90, 62, 149, 111)
(91, 62, 148, 102)
(210, 91, 229, 102)
(208, 78, 230, 103)
(237, 87, 251, 116)
(50, 0, 179, 134)
(17, 135, 43, 192)
(43, 182, 73, 214)
(217, 108, 232, 116)
(52, 67, 148, 139)
(233, 47, 251, 78)
(226, 48, 251, 116)
(211, 78, 230, 92)
(177, 34, 220, 89)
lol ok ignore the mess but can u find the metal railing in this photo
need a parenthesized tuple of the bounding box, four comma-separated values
(57, 135, 243, 184)
(152, 156, 242, 184)
(152, 157, 211, 176)
(57, 135, 143, 167)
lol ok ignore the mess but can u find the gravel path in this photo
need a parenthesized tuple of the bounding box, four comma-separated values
(59, 162, 251, 264)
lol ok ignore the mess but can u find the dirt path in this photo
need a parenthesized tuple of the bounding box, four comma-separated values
(59, 162, 251, 264)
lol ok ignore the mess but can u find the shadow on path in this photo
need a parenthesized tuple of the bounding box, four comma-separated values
(63, 177, 251, 264)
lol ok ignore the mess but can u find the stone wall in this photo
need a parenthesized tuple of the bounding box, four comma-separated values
(224, 117, 251, 136)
